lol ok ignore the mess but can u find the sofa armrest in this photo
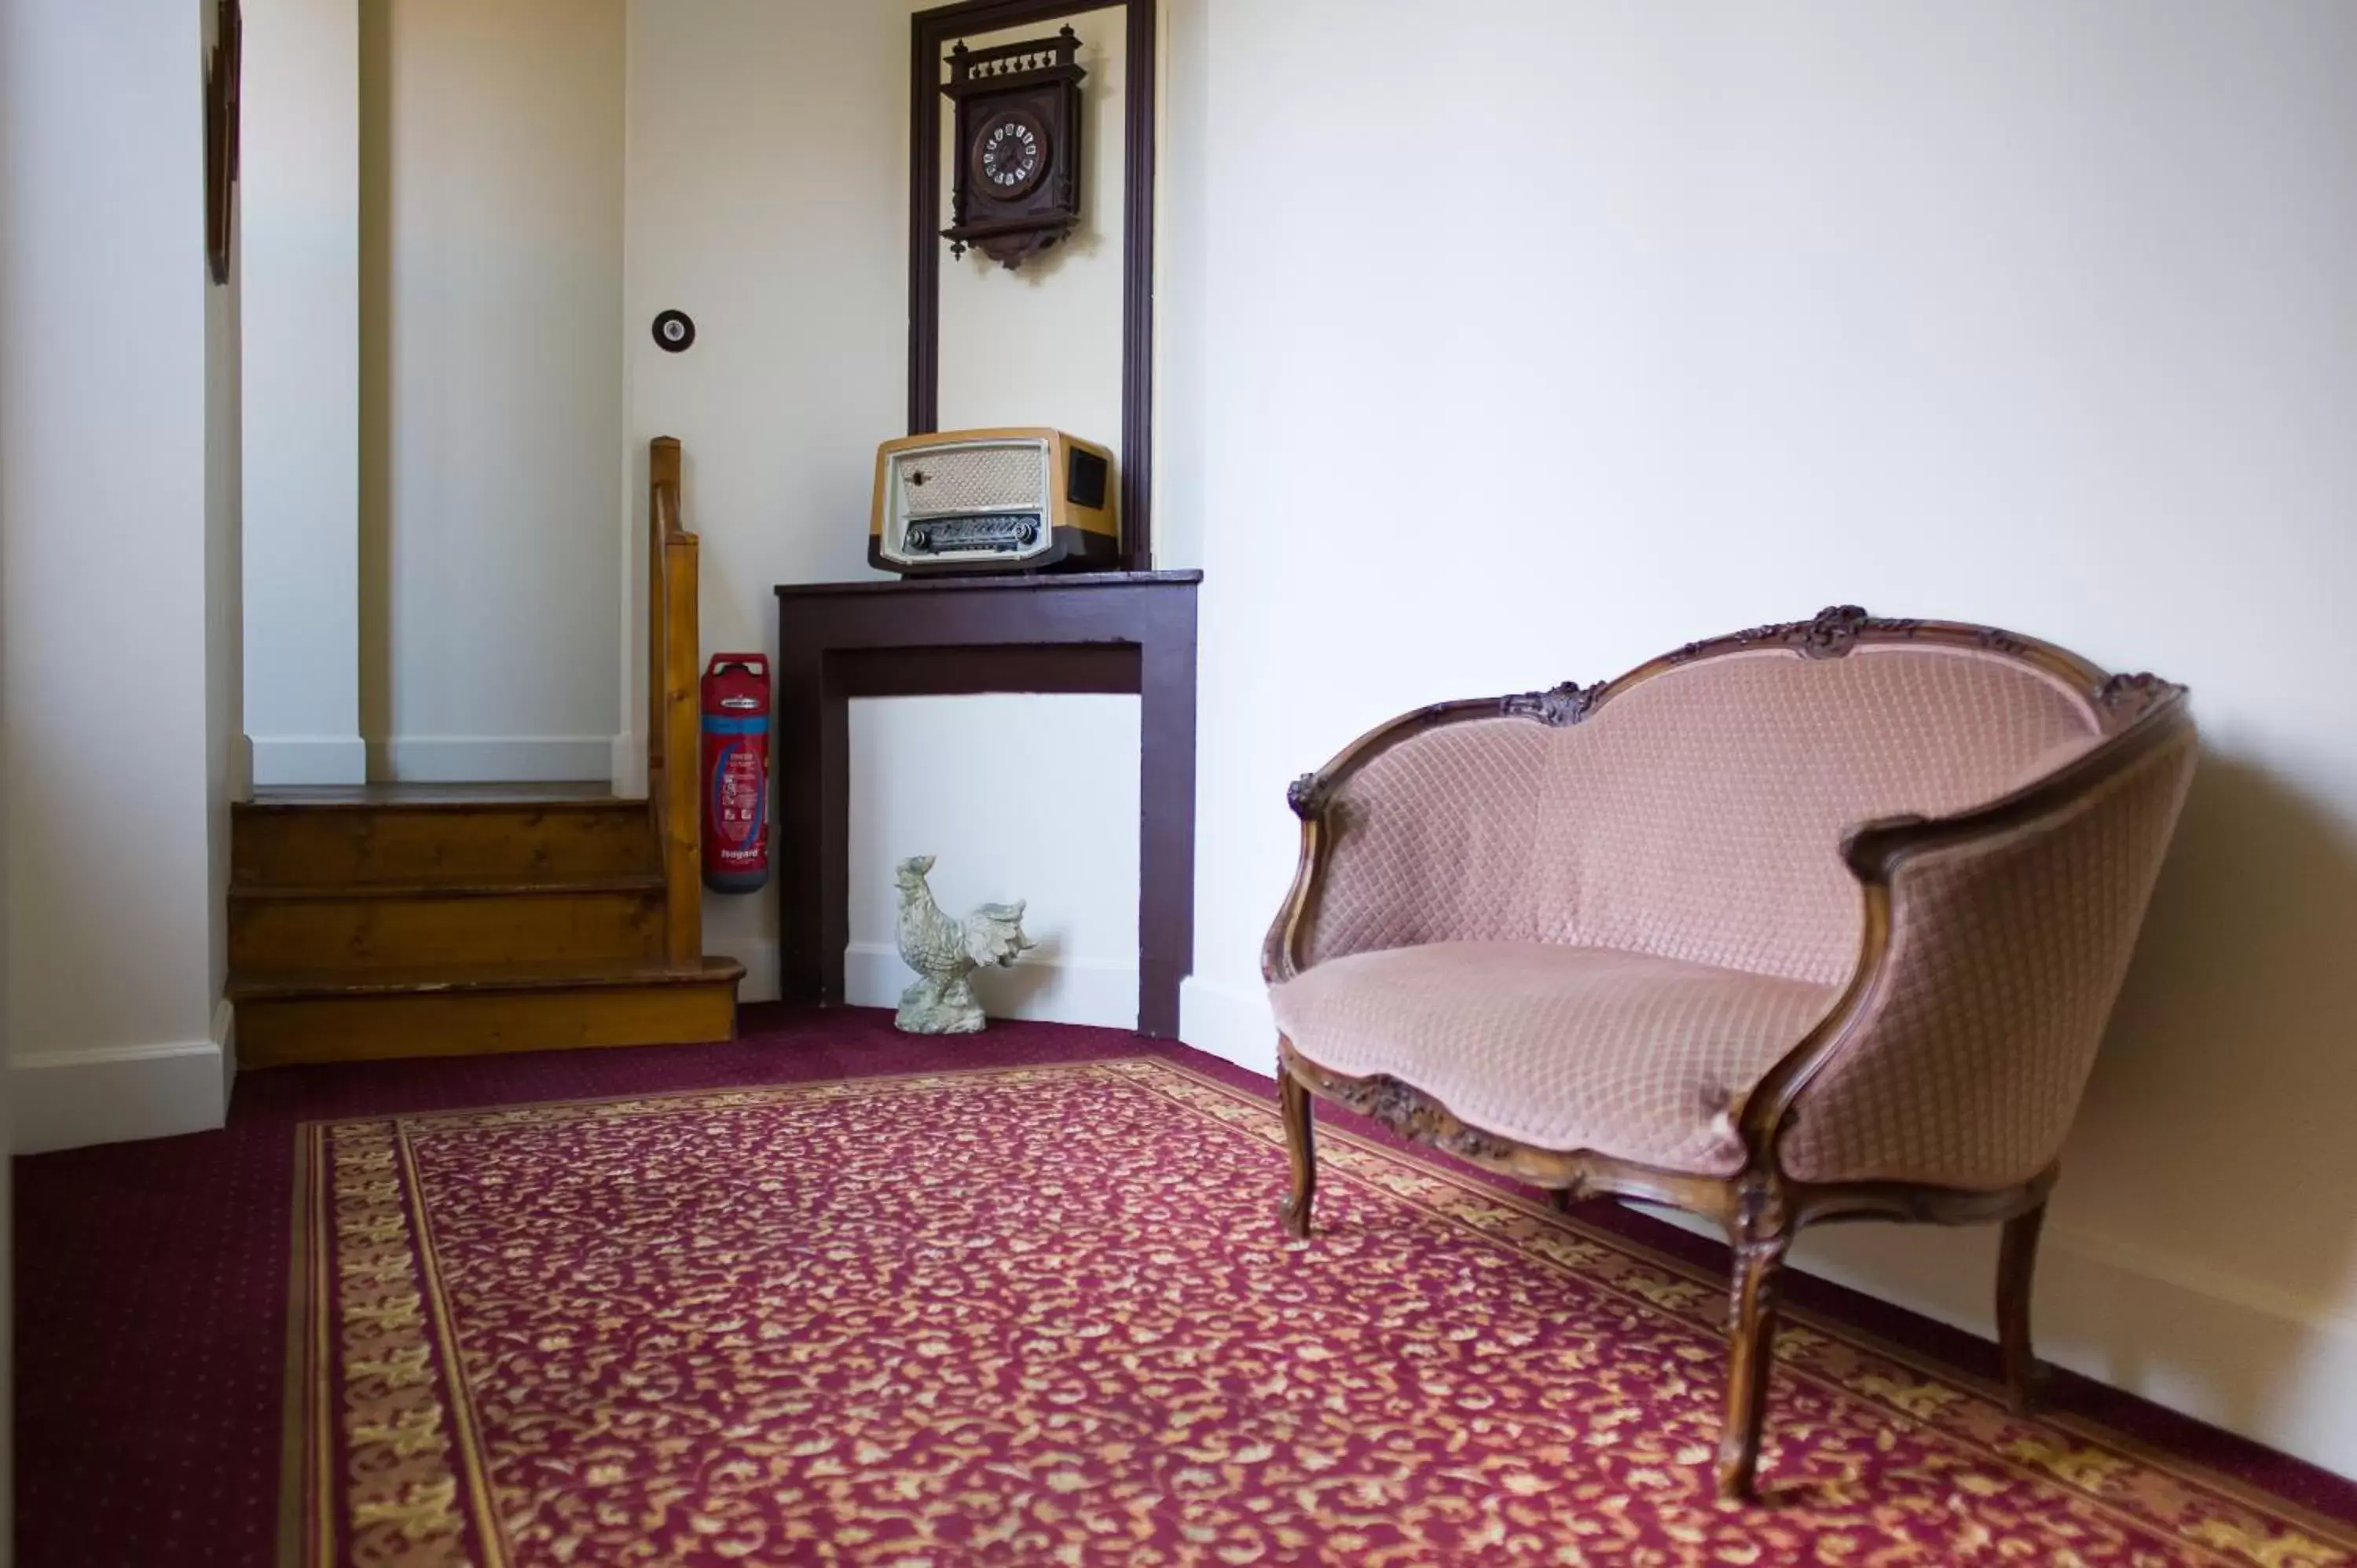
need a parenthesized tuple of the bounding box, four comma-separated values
(1263, 698, 1567, 983)
(1753, 695, 2198, 1190)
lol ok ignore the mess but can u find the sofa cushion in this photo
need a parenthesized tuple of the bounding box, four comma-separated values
(1273, 942, 1840, 1174)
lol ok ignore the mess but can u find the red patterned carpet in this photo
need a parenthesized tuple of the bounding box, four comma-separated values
(16, 1008, 2357, 1566)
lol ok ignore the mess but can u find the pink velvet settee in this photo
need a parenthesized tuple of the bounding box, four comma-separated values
(1262, 606, 2196, 1501)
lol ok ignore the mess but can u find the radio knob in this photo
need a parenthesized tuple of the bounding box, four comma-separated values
(907, 526, 930, 551)
(1018, 520, 1039, 544)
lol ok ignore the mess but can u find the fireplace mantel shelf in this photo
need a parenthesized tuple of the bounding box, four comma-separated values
(772, 569, 1198, 597)
(773, 570, 1200, 1037)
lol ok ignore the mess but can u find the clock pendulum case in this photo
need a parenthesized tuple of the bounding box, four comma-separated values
(940, 26, 1085, 269)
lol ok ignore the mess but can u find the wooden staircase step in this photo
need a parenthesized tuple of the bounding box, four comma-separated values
(228, 876, 667, 973)
(230, 958, 745, 1068)
(242, 781, 624, 806)
(231, 874, 665, 901)
(233, 789, 658, 888)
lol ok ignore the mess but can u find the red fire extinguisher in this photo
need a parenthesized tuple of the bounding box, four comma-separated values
(700, 654, 770, 894)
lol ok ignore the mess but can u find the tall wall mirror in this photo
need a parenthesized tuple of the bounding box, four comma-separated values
(909, 0, 1157, 569)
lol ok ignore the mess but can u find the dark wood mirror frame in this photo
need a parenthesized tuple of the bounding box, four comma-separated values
(908, 0, 1157, 570)
(205, 0, 243, 286)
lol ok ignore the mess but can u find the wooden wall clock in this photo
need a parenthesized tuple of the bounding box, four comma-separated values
(940, 26, 1085, 269)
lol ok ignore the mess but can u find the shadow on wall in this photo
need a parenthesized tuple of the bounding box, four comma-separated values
(968, 925, 1062, 1018)
(1758, 746, 2357, 1467)
(2055, 748, 2357, 1431)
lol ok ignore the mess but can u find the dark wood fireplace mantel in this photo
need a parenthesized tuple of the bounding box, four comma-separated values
(774, 570, 1200, 1036)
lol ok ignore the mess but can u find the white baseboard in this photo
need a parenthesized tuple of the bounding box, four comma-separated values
(706, 935, 779, 1003)
(11, 1018, 233, 1154)
(370, 735, 614, 783)
(250, 734, 367, 786)
(610, 731, 648, 799)
(706, 936, 1144, 1030)
(1179, 973, 1276, 1074)
(846, 941, 1138, 1030)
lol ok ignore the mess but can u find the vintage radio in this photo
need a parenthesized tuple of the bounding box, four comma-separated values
(869, 427, 1118, 575)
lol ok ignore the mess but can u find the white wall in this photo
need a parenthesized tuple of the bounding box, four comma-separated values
(621, 0, 907, 980)
(1153, 0, 1208, 573)
(244, 0, 363, 786)
(1171, 0, 2357, 1477)
(1, 0, 237, 1152)
(621, 0, 1146, 1015)
(364, 0, 624, 782)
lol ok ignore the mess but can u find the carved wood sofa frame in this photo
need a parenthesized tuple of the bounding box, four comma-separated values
(1259, 606, 2190, 1503)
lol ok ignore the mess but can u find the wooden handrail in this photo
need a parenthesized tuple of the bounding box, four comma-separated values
(648, 437, 701, 965)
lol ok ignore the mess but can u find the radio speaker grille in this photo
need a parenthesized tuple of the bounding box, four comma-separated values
(897, 445, 1045, 516)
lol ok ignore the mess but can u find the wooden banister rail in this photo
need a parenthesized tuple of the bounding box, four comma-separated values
(648, 437, 702, 965)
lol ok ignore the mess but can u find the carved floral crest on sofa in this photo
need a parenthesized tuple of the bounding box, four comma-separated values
(1262, 606, 2196, 1501)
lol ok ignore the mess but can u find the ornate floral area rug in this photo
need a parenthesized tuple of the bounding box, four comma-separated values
(287, 1058, 2355, 1566)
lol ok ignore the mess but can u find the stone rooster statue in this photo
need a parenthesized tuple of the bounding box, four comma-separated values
(892, 854, 1036, 1034)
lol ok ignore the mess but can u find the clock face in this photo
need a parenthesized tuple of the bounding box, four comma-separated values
(971, 108, 1049, 200)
